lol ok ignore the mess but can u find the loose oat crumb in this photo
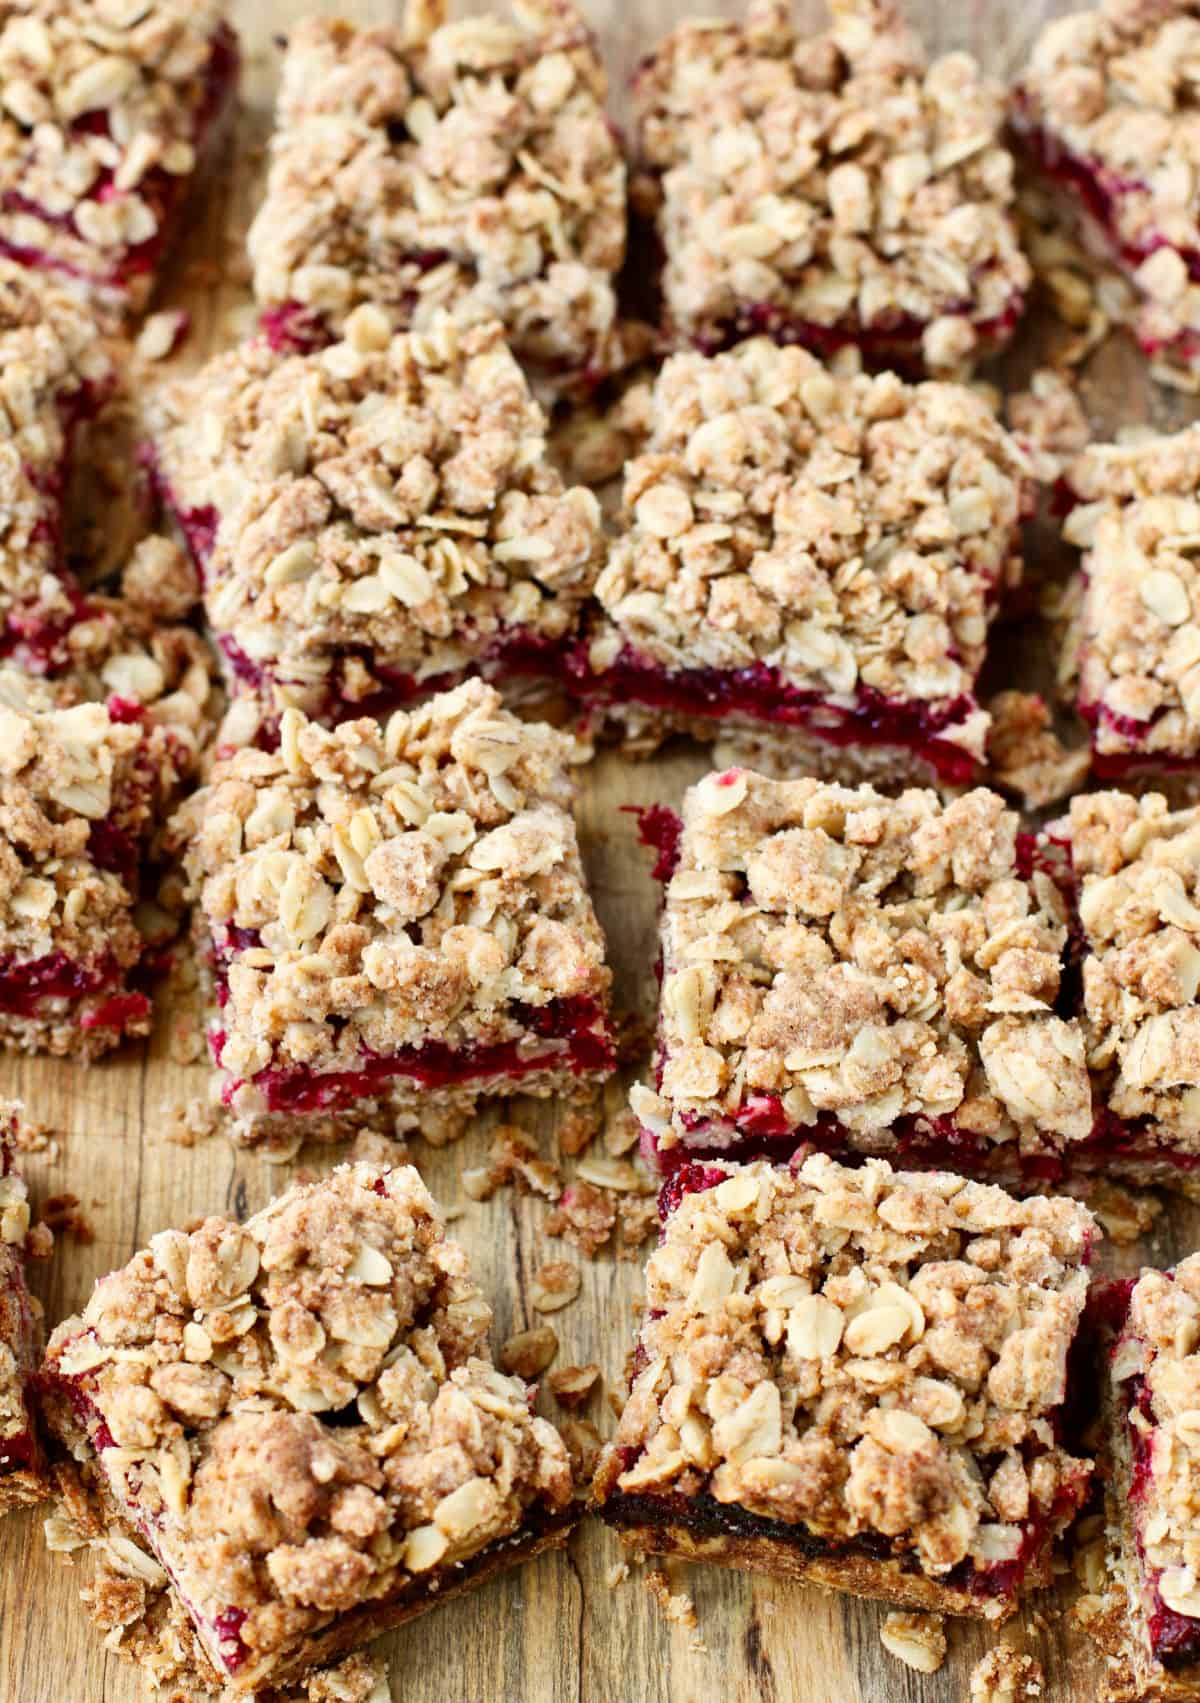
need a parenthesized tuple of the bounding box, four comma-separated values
(558, 1105, 602, 1158)
(547, 1364, 600, 1407)
(491, 1128, 562, 1199)
(135, 310, 189, 363)
(545, 1182, 617, 1255)
(164, 1098, 221, 1149)
(879, 1610, 947, 1674)
(968, 1649, 1044, 1701)
(985, 691, 1091, 808)
(561, 1417, 602, 1481)
(1074, 1179, 1160, 1246)
(604, 1110, 640, 1158)
(9, 1111, 60, 1159)
(530, 1261, 582, 1314)
(39, 1194, 93, 1244)
(645, 1564, 698, 1631)
(499, 1326, 559, 1380)
(616, 1197, 658, 1257)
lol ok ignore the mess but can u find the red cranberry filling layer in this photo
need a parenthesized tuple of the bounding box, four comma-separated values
(569, 644, 984, 785)
(259, 252, 450, 355)
(0, 950, 124, 1017)
(689, 289, 1025, 366)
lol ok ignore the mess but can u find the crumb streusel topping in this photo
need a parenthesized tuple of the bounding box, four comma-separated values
(175, 680, 612, 1103)
(633, 0, 1030, 372)
(247, 0, 626, 379)
(1066, 790, 1200, 1148)
(1061, 427, 1200, 763)
(0, 1102, 38, 1454)
(150, 314, 605, 700)
(602, 1154, 1094, 1578)
(632, 770, 1091, 1152)
(586, 339, 1028, 760)
(1112, 1252, 1200, 1620)
(43, 1162, 574, 1672)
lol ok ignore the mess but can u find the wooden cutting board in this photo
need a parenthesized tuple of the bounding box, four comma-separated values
(3, 2, 1199, 1699)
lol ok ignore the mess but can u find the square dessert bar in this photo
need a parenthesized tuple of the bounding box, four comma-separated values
(0, 1104, 45, 1514)
(0, 260, 116, 672)
(1059, 426, 1200, 782)
(631, 771, 1095, 1182)
(593, 1154, 1096, 1621)
(573, 341, 1030, 785)
(1099, 1256, 1200, 1699)
(248, 0, 626, 392)
(0, 0, 238, 323)
(40, 1162, 576, 1694)
(1015, 0, 1200, 383)
(149, 314, 605, 732)
(632, 0, 1029, 374)
(176, 680, 615, 1153)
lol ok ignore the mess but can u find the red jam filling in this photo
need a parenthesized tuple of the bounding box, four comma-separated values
(630, 804, 683, 883)
(259, 251, 449, 354)
(690, 290, 1025, 367)
(0, 1426, 36, 1472)
(568, 643, 985, 785)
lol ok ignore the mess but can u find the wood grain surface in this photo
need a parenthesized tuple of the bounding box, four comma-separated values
(2, 3, 1199, 1701)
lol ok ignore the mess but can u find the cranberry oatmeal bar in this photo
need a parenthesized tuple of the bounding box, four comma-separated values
(40, 1162, 576, 1694)
(149, 314, 605, 735)
(0, 1103, 46, 1514)
(593, 1154, 1096, 1621)
(1014, 0, 1200, 386)
(570, 341, 1030, 785)
(632, 0, 1029, 374)
(1058, 426, 1200, 784)
(0, 0, 238, 322)
(248, 0, 626, 394)
(630, 769, 1099, 1187)
(174, 680, 615, 1154)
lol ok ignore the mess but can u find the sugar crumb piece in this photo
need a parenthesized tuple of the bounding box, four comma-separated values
(986, 691, 1090, 809)
(545, 1182, 617, 1255)
(645, 1564, 699, 1634)
(499, 1326, 558, 1380)
(9, 1110, 60, 1159)
(492, 1127, 562, 1199)
(558, 1105, 602, 1158)
(530, 1261, 582, 1313)
(879, 1610, 946, 1674)
(164, 1098, 221, 1148)
(968, 1649, 1044, 1701)
(547, 1364, 600, 1407)
(560, 1417, 602, 1483)
(574, 1158, 652, 1194)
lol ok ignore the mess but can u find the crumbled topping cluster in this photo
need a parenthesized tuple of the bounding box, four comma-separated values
(176, 680, 611, 1099)
(1066, 790, 1200, 1147)
(1113, 1253, 1200, 1620)
(633, 0, 1029, 371)
(588, 339, 1028, 758)
(632, 771, 1090, 1152)
(0, 0, 231, 304)
(0, 1102, 39, 1484)
(0, 261, 114, 630)
(151, 315, 604, 707)
(248, 0, 626, 381)
(43, 1163, 573, 1672)
(600, 1155, 1093, 1577)
(1017, 0, 1200, 363)
(1062, 427, 1200, 763)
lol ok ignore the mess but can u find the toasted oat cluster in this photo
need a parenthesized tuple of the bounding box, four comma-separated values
(248, 0, 626, 388)
(0, 0, 238, 320)
(594, 1155, 1095, 1620)
(632, 0, 1029, 373)
(150, 314, 605, 730)
(41, 1162, 576, 1693)
(0, 1104, 45, 1515)
(1060, 427, 1200, 777)
(576, 341, 1030, 783)
(1015, 0, 1200, 379)
(631, 770, 1091, 1172)
(175, 680, 615, 1152)
(0, 261, 115, 664)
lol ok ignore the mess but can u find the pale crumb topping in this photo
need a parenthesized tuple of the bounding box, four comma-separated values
(586, 338, 1028, 753)
(0, 0, 232, 307)
(879, 1609, 946, 1673)
(0, 260, 115, 631)
(634, 770, 1092, 1154)
(968, 1648, 1044, 1701)
(248, 0, 626, 382)
(1112, 1253, 1200, 1621)
(1006, 368, 1091, 483)
(150, 315, 604, 709)
(634, 0, 1029, 370)
(42, 1162, 574, 1675)
(174, 680, 612, 1108)
(1064, 790, 1200, 1148)
(599, 1155, 1094, 1578)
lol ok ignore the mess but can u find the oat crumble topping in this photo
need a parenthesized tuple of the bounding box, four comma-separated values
(632, 770, 1091, 1157)
(0, 1099, 44, 1512)
(42, 1162, 574, 1688)
(597, 1155, 1094, 1590)
(968, 1648, 1044, 1702)
(633, 0, 1029, 372)
(247, 0, 626, 385)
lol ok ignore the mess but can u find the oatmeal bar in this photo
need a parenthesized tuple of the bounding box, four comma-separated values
(0, 1104, 44, 1513)
(1059, 427, 1200, 782)
(40, 1162, 577, 1694)
(593, 1154, 1095, 1622)
(149, 314, 605, 732)
(1014, 0, 1200, 384)
(631, 770, 1099, 1184)
(633, 0, 1029, 374)
(0, 0, 238, 323)
(248, 0, 626, 393)
(174, 680, 615, 1154)
(569, 341, 1030, 785)
(1097, 1256, 1200, 1700)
